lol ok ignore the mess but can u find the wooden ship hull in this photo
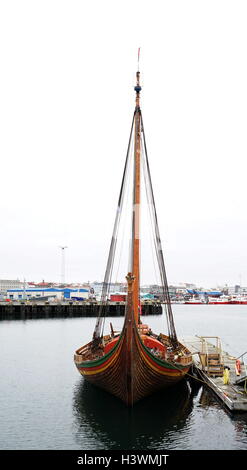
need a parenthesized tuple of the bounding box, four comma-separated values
(74, 276, 192, 406)
(74, 331, 191, 406)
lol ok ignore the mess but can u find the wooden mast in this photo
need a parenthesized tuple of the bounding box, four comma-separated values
(132, 71, 142, 325)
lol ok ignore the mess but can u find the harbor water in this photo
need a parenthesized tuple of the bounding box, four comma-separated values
(0, 305, 247, 450)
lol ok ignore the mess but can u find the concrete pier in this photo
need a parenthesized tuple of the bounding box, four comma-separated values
(0, 301, 162, 320)
(181, 335, 247, 412)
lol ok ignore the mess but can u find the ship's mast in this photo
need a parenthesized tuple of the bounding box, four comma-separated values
(92, 63, 178, 346)
(132, 71, 142, 324)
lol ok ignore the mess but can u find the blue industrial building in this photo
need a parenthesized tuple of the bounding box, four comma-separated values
(6, 287, 89, 300)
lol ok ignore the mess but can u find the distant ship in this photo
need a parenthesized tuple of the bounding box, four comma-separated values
(185, 295, 231, 304)
(229, 295, 247, 305)
(185, 294, 247, 305)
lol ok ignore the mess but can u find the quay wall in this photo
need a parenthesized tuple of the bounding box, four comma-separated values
(0, 301, 162, 320)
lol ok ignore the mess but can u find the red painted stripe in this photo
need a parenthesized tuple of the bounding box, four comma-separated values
(137, 335, 188, 374)
(77, 339, 122, 372)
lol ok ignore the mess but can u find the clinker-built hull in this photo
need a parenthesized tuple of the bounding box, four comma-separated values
(74, 305, 192, 405)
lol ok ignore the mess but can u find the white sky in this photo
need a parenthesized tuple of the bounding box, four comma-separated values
(1, 0, 247, 288)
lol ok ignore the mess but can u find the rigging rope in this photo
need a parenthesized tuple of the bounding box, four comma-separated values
(140, 137, 160, 288)
(93, 112, 136, 341)
(140, 111, 178, 346)
(114, 135, 134, 285)
(93, 106, 178, 348)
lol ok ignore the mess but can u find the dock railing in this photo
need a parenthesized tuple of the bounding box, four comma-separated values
(199, 336, 224, 376)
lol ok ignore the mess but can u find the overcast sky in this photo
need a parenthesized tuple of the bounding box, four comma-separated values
(0, 0, 247, 288)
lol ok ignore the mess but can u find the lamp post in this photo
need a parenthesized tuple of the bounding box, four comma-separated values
(59, 246, 68, 287)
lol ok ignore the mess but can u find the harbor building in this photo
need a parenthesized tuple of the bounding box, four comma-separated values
(0, 279, 25, 293)
(227, 285, 247, 295)
(6, 287, 89, 301)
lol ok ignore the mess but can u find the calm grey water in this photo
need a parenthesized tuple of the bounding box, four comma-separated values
(0, 305, 247, 450)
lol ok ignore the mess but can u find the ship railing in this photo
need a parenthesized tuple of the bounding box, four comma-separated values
(175, 355, 193, 365)
(74, 342, 93, 361)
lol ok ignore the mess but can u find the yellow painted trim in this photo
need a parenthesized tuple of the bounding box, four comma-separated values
(78, 349, 119, 376)
(137, 341, 184, 377)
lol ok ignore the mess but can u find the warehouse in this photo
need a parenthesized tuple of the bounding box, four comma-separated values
(6, 287, 89, 301)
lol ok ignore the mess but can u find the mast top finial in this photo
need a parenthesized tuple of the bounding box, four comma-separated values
(134, 48, 142, 96)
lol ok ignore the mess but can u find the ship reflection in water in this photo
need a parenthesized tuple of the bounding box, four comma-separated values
(72, 378, 196, 450)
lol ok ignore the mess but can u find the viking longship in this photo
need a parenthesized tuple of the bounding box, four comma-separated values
(74, 64, 192, 406)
